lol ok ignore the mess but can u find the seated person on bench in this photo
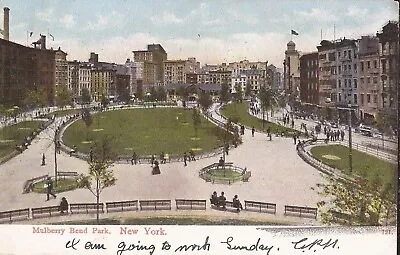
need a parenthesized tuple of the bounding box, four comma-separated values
(218, 191, 226, 209)
(60, 197, 69, 214)
(232, 195, 243, 212)
(210, 191, 218, 206)
(217, 157, 225, 169)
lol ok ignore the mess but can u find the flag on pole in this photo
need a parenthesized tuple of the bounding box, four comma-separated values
(291, 29, 299, 36)
(29, 31, 33, 37)
(49, 33, 54, 41)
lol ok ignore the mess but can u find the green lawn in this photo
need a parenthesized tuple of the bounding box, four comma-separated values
(63, 108, 233, 157)
(221, 102, 300, 136)
(0, 120, 44, 159)
(32, 178, 80, 193)
(310, 145, 396, 186)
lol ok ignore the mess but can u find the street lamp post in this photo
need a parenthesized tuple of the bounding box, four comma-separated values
(54, 130, 58, 185)
(348, 106, 353, 174)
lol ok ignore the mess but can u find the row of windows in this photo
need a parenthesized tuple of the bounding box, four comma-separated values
(360, 93, 378, 105)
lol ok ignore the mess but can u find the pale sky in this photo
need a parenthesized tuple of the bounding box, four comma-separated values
(1, 0, 398, 67)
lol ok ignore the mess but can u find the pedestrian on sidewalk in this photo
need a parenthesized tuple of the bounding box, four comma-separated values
(251, 127, 255, 137)
(41, 153, 46, 166)
(151, 154, 155, 167)
(183, 152, 187, 166)
(293, 134, 297, 145)
(291, 119, 294, 129)
(46, 177, 57, 201)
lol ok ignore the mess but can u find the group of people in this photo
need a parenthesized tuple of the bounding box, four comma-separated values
(210, 191, 243, 212)
(183, 151, 196, 166)
(326, 129, 345, 142)
(45, 177, 69, 214)
(282, 113, 294, 129)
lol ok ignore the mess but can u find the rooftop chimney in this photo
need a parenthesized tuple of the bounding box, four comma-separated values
(3, 7, 10, 41)
(40, 34, 46, 49)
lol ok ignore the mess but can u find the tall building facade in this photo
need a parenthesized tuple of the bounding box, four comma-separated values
(133, 44, 167, 90)
(377, 21, 398, 117)
(284, 41, 300, 98)
(67, 60, 80, 101)
(54, 47, 68, 88)
(300, 52, 319, 104)
(78, 63, 92, 99)
(164, 60, 186, 84)
(335, 39, 358, 106)
(357, 36, 380, 120)
(0, 35, 55, 106)
(317, 40, 337, 106)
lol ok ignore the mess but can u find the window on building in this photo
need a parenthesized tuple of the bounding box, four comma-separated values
(354, 79, 357, 88)
(348, 79, 351, 87)
(373, 77, 378, 84)
(360, 62, 364, 72)
(374, 60, 377, 69)
(349, 65, 351, 71)
(381, 60, 386, 73)
(338, 80, 341, 88)
(348, 50, 352, 59)
(344, 79, 347, 87)
(354, 64, 357, 72)
(367, 94, 371, 103)
(353, 94, 357, 103)
(360, 77, 364, 84)
(344, 51, 347, 58)
(338, 52, 341, 58)
(367, 61, 370, 69)
(367, 77, 371, 84)
(361, 94, 364, 105)
(373, 95, 377, 103)
(344, 65, 347, 72)
(338, 66, 341, 74)
(338, 94, 341, 102)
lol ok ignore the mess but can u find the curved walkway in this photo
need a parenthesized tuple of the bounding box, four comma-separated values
(0, 103, 327, 225)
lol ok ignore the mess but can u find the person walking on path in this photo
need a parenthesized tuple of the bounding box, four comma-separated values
(151, 154, 155, 167)
(46, 177, 57, 201)
(190, 150, 196, 161)
(131, 151, 138, 165)
(41, 153, 46, 166)
(183, 152, 187, 166)
(291, 119, 294, 129)
(251, 127, 255, 137)
(293, 134, 297, 145)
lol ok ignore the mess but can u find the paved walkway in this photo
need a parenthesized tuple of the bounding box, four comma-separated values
(0, 104, 327, 224)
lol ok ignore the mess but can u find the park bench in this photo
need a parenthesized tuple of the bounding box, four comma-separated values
(22, 174, 49, 193)
(105, 200, 138, 213)
(211, 201, 239, 213)
(244, 200, 276, 214)
(57, 171, 78, 179)
(284, 205, 317, 219)
(31, 205, 63, 219)
(0, 208, 30, 223)
(70, 203, 104, 214)
(139, 200, 171, 211)
(175, 199, 206, 210)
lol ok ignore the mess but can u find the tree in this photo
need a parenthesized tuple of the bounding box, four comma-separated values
(258, 86, 274, 128)
(156, 86, 167, 101)
(55, 85, 73, 109)
(374, 111, 391, 147)
(192, 108, 201, 137)
(315, 174, 396, 226)
(81, 88, 91, 106)
(177, 86, 189, 101)
(119, 86, 131, 104)
(219, 83, 230, 104)
(77, 138, 117, 223)
(233, 84, 243, 103)
(81, 108, 93, 141)
(23, 88, 48, 110)
(244, 81, 252, 98)
(149, 86, 157, 102)
(136, 83, 144, 100)
(100, 94, 109, 109)
(197, 91, 213, 116)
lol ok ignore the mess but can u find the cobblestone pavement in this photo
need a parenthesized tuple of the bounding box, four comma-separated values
(0, 104, 327, 225)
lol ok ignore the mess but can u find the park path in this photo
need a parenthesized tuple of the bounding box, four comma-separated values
(0, 104, 328, 225)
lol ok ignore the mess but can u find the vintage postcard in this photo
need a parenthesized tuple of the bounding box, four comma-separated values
(0, 0, 397, 254)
